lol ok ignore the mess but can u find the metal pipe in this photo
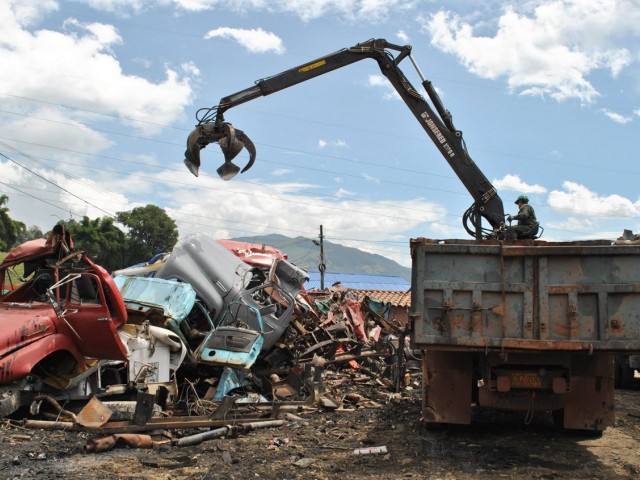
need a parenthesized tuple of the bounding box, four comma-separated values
(173, 427, 228, 447)
(241, 419, 286, 432)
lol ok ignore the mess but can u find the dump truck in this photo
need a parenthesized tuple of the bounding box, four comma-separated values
(410, 238, 640, 432)
(182, 38, 640, 431)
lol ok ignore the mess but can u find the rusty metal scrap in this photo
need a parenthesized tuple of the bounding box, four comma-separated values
(30, 395, 78, 423)
(84, 433, 156, 453)
(13, 272, 417, 447)
(255, 285, 410, 399)
(155, 283, 413, 415)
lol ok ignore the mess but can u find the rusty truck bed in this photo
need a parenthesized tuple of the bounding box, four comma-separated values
(410, 238, 640, 352)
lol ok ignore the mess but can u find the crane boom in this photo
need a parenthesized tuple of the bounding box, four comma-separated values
(184, 38, 505, 238)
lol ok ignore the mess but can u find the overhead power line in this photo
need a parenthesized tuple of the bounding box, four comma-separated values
(4, 93, 639, 177)
(0, 144, 115, 218)
(0, 180, 84, 218)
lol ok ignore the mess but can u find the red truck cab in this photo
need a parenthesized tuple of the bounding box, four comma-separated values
(0, 228, 128, 416)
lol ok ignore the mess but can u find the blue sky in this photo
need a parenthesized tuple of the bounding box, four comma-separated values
(1, 0, 639, 267)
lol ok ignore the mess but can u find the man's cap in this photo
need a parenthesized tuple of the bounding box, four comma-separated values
(515, 194, 529, 204)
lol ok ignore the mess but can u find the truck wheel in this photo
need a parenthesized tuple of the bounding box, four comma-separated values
(0, 382, 23, 418)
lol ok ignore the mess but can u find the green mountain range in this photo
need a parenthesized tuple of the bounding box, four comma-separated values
(232, 234, 411, 281)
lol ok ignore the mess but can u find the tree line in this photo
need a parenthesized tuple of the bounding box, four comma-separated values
(0, 195, 179, 273)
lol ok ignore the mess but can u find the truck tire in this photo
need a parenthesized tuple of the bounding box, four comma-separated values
(0, 382, 23, 418)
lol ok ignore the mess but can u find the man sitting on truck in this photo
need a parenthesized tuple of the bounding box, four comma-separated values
(507, 195, 539, 239)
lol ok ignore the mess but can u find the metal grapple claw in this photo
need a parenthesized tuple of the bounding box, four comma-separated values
(237, 130, 256, 174)
(184, 122, 256, 180)
(184, 125, 210, 177)
(216, 124, 244, 180)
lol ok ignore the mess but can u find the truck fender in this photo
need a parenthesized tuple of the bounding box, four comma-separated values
(0, 334, 87, 384)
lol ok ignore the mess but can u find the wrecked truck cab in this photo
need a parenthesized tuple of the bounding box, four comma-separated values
(113, 275, 201, 334)
(113, 273, 294, 364)
(195, 300, 265, 369)
(113, 274, 214, 356)
(155, 234, 254, 321)
(114, 274, 268, 369)
(154, 234, 309, 352)
(113, 273, 295, 369)
(0, 229, 128, 417)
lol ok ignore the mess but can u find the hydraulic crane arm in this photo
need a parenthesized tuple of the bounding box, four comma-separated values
(184, 38, 505, 238)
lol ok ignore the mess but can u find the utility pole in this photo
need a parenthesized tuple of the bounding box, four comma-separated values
(318, 225, 326, 290)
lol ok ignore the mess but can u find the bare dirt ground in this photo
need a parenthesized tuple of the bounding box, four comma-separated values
(2, 386, 640, 480)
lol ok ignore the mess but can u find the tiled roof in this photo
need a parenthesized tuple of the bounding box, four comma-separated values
(355, 289, 411, 307)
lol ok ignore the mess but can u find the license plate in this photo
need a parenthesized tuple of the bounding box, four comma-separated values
(511, 372, 542, 389)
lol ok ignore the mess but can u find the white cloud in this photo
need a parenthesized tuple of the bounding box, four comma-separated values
(170, 0, 415, 22)
(6, 0, 58, 26)
(367, 75, 387, 88)
(429, 221, 453, 236)
(493, 174, 548, 194)
(0, 157, 131, 230)
(422, 1, 640, 103)
(396, 30, 410, 43)
(545, 216, 595, 233)
(0, 0, 197, 232)
(335, 187, 354, 198)
(362, 173, 380, 184)
(1, 109, 113, 157)
(367, 74, 400, 100)
(154, 168, 443, 267)
(204, 27, 284, 54)
(601, 108, 633, 124)
(548, 181, 640, 218)
(272, 168, 292, 176)
(63, 18, 122, 48)
(0, 3, 196, 138)
(80, 0, 151, 15)
(317, 138, 348, 149)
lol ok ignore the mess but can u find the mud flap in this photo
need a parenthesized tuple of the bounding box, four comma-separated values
(422, 350, 473, 425)
(561, 352, 615, 432)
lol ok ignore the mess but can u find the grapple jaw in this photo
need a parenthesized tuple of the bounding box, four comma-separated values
(184, 122, 256, 180)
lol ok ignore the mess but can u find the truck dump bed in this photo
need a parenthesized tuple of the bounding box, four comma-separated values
(410, 238, 640, 352)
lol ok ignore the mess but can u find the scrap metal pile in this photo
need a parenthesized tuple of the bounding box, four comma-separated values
(0, 227, 417, 449)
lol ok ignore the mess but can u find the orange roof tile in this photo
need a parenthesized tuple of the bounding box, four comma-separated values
(355, 289, 411, 307)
